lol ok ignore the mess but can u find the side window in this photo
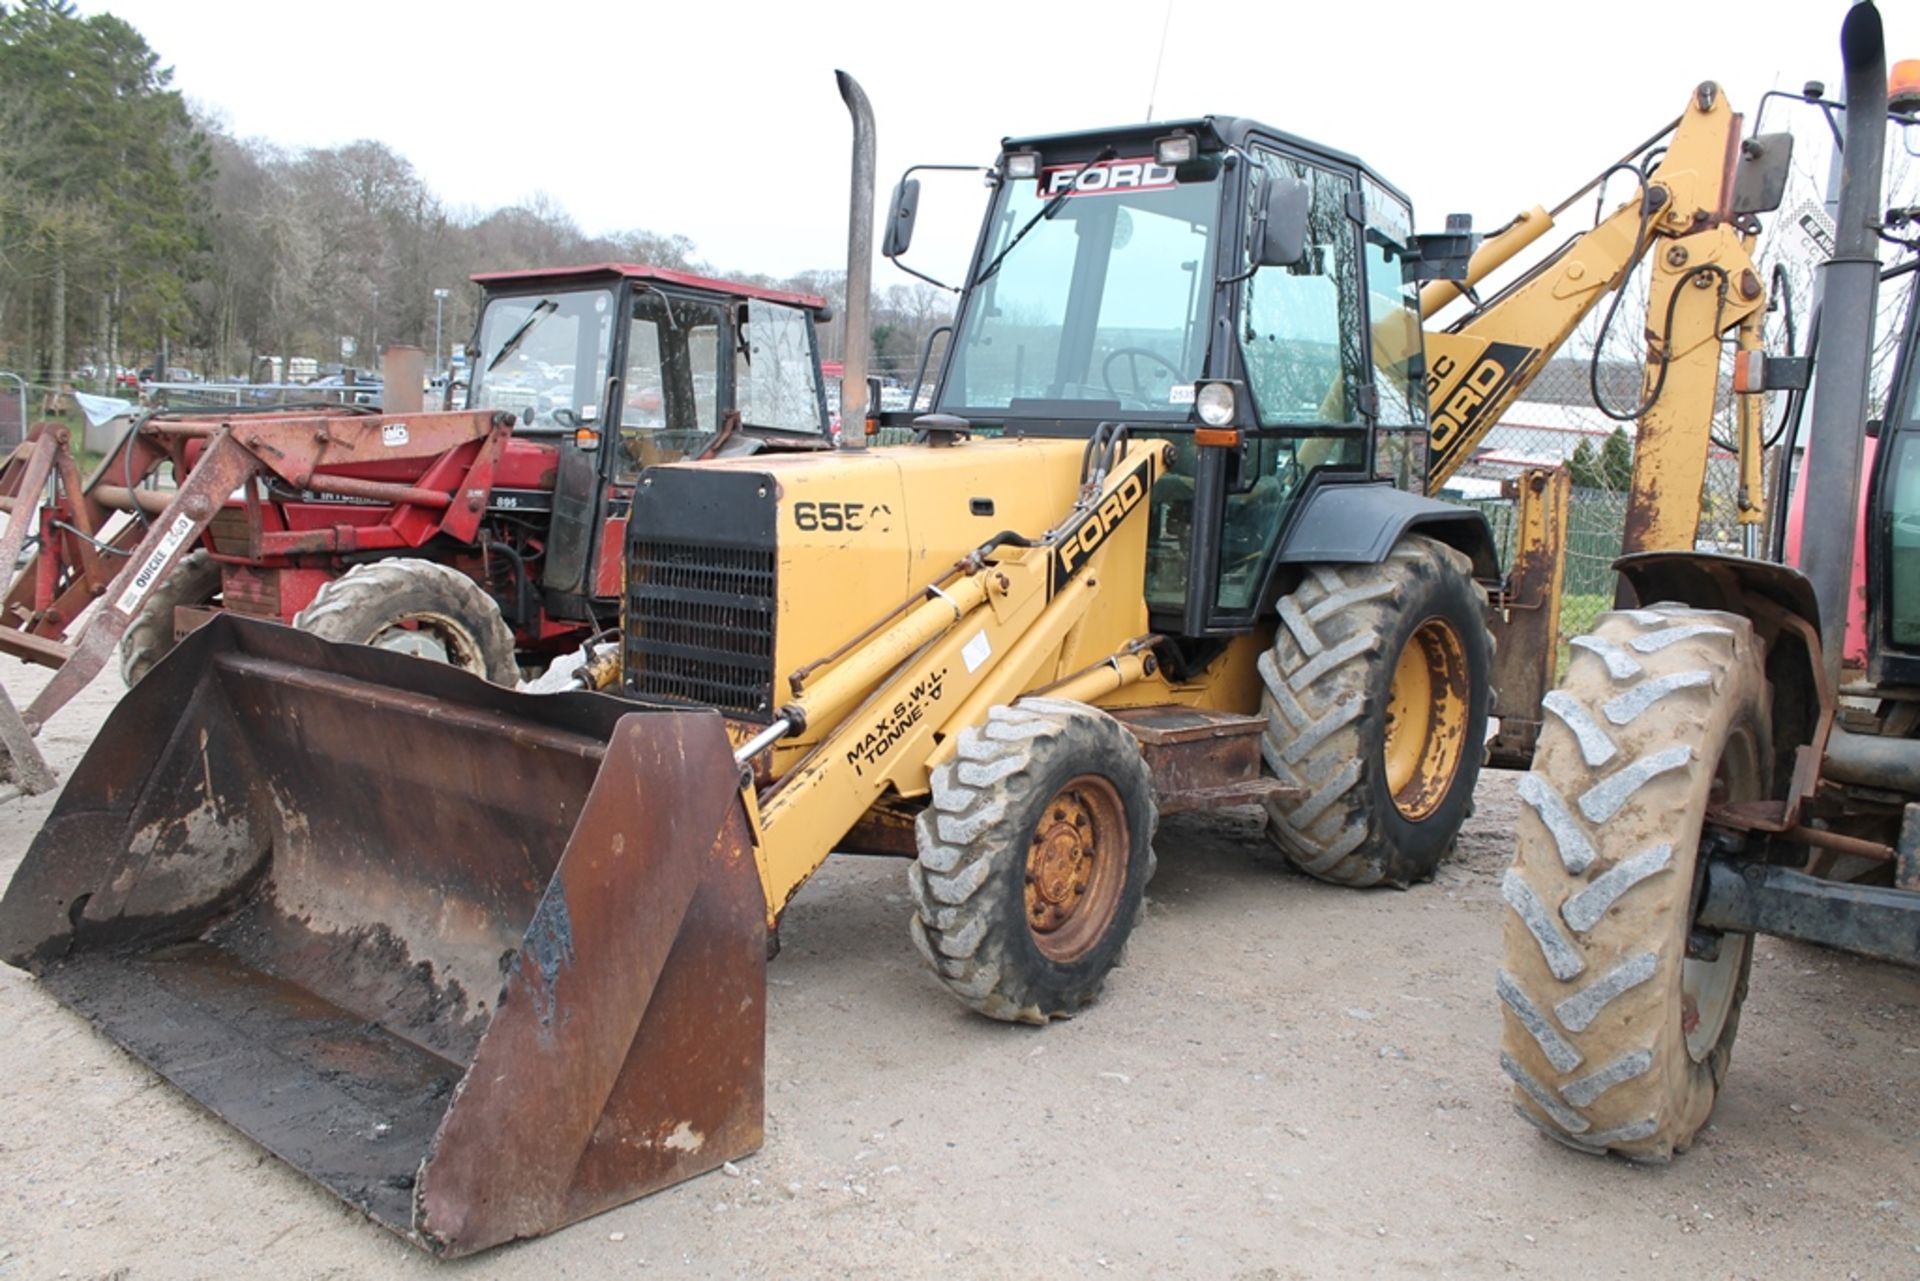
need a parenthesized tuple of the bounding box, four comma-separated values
(738, 299, 824, 432)
(617, 291, 725, 482)
(1239, 151, 1365, 427)
(690, 322, 720, 430)
(1887, 432, 1920, 647)
(624, 315, 665, 431)
(1362, 177, 1426, 490)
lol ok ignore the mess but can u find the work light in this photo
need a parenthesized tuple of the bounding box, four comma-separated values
(1002, 151, 1041, 181)
(1153, 132, 1196, 167)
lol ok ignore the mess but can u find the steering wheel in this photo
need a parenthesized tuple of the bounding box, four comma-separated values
(1101, 347, 1184, 409)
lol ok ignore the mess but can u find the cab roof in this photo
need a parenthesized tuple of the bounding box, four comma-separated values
(471, 263, 830, 317)
(999, 115, 1413, 212)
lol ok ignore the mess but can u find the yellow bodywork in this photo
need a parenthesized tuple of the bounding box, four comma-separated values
(652, 435, 1265, 919)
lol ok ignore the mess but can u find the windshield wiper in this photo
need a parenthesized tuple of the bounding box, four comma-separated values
(486, 299, 559, 372)
(971, 147, 1117, 288)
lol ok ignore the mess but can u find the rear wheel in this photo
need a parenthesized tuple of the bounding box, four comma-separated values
(1500, 606, 1764, 1159)
(119, 549, 221, 686)
(1259, 535, 1491, 887)
(909, 699, 1157, 1024)
(291, 558, 519, 684)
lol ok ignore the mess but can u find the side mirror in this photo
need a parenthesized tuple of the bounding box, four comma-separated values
(1731, 132, 1794, 216)
(1256, 176, 1310, 268)
(1397, 214, 1478, 283)
(883, 177, 921, 259)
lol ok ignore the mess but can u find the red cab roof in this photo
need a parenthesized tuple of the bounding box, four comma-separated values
(469, 262, 829, 315)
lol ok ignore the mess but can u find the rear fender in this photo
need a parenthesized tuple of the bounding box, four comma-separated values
(1273, 481, 1501, 582)
(1615, 550, 1824, 798)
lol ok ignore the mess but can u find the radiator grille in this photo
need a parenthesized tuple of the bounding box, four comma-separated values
(625, 541, 776, 718)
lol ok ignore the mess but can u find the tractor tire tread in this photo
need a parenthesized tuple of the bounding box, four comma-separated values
(909, 700, 1156, 1025)
(119, 548, 221, 687)
(290, 556, 518, 685)
(1259, 535, 1492, 887)
(1500, 606, 1763, 1161)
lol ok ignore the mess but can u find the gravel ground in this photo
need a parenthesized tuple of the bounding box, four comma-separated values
(0, 657, 1915, 1279)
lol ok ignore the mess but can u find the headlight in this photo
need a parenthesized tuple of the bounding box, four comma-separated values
(1195, 380, 1236, 427)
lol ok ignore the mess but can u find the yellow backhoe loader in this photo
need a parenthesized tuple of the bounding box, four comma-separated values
(0, 59, 1801, 1253)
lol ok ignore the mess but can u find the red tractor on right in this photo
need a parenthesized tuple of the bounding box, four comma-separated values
(1500, 0, 1920, 1159)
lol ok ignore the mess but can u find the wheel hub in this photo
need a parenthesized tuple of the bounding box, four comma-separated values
(1383, 615, 1471, 822)
(1028, 801, 1096, 926)
(1023, 776, 1128, 964)
(363, 612, 483, 673)
(372, 626, 455, 664)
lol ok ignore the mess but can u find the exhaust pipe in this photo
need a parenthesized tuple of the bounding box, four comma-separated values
(1796, 0, 1887, 678)
(837, 71, 876, 450)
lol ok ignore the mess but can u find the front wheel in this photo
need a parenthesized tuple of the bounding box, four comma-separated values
(909, 699, 1158, 1024)
(291, 558, 519, 684)
(1500, 605, 1765, 1160)
(119, 549, 222, 686)
(1259, 535, 1492, 887)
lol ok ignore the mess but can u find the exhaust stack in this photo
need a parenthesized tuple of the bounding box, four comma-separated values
(1796, 0, 1888, 676)
(837, 71, 876, 448)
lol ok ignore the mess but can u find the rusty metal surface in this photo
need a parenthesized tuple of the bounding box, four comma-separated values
(417, 715, 764, 1255)
(0, 615, 766, 1256)
(1104, 706, 1299, 814)
(0, 673, 52, 797)
(841, 798, 920, 856)
(0, 431, 56, 576)
(19, 430, 262, 730)
(1487, 467, 1568, 771)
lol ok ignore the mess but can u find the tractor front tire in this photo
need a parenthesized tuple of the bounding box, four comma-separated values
(291, 557, 519, 684)
(1500, 606, 1764, 1160)
(909, 699, 1157, 1024)
(1259, 534, 1491, 887)
(119, 549, 222, 687)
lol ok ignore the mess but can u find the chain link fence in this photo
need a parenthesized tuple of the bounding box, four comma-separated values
(1441, 356, 1754, 652)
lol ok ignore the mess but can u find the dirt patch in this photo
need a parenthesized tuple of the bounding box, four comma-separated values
(0, 660, 1914, 1279)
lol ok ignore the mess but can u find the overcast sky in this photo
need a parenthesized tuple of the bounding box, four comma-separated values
(86, 0, 1920, 286)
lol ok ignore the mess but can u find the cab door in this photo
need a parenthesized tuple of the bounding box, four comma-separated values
(1177, 144, 1374, 636)
(560, 287, 729, 604)
(1866, 279, 1920, 686)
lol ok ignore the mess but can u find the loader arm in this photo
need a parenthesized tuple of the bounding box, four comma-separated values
(4, 409, 510, 733)
(1420, 80, 1771, 556)
(739, 436, 1163, 919)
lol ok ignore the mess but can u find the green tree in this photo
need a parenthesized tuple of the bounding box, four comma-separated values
(1598, 426, 1634, 490)
(0, 0, 207, 382)
(1568, 438, 1603, 490)
(1569, 428, 1634, 492)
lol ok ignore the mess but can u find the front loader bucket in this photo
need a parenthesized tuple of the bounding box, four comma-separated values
(0, 616, 765, 1257)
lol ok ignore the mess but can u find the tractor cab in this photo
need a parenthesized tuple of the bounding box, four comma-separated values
(464, 264, 834, 606)
(468, 264, 832, 466)
(1865, 249, 1920, 686)
(879, 118, 1477, 639)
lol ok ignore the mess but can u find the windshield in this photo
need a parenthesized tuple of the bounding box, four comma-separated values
(938, 160, 1219, 418)
(468, 287, 615, 429)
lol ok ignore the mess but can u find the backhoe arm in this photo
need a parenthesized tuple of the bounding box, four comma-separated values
(1422, 80, 1770, 543)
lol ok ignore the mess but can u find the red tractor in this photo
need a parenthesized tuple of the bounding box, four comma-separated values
(0, 264, 835, 760)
